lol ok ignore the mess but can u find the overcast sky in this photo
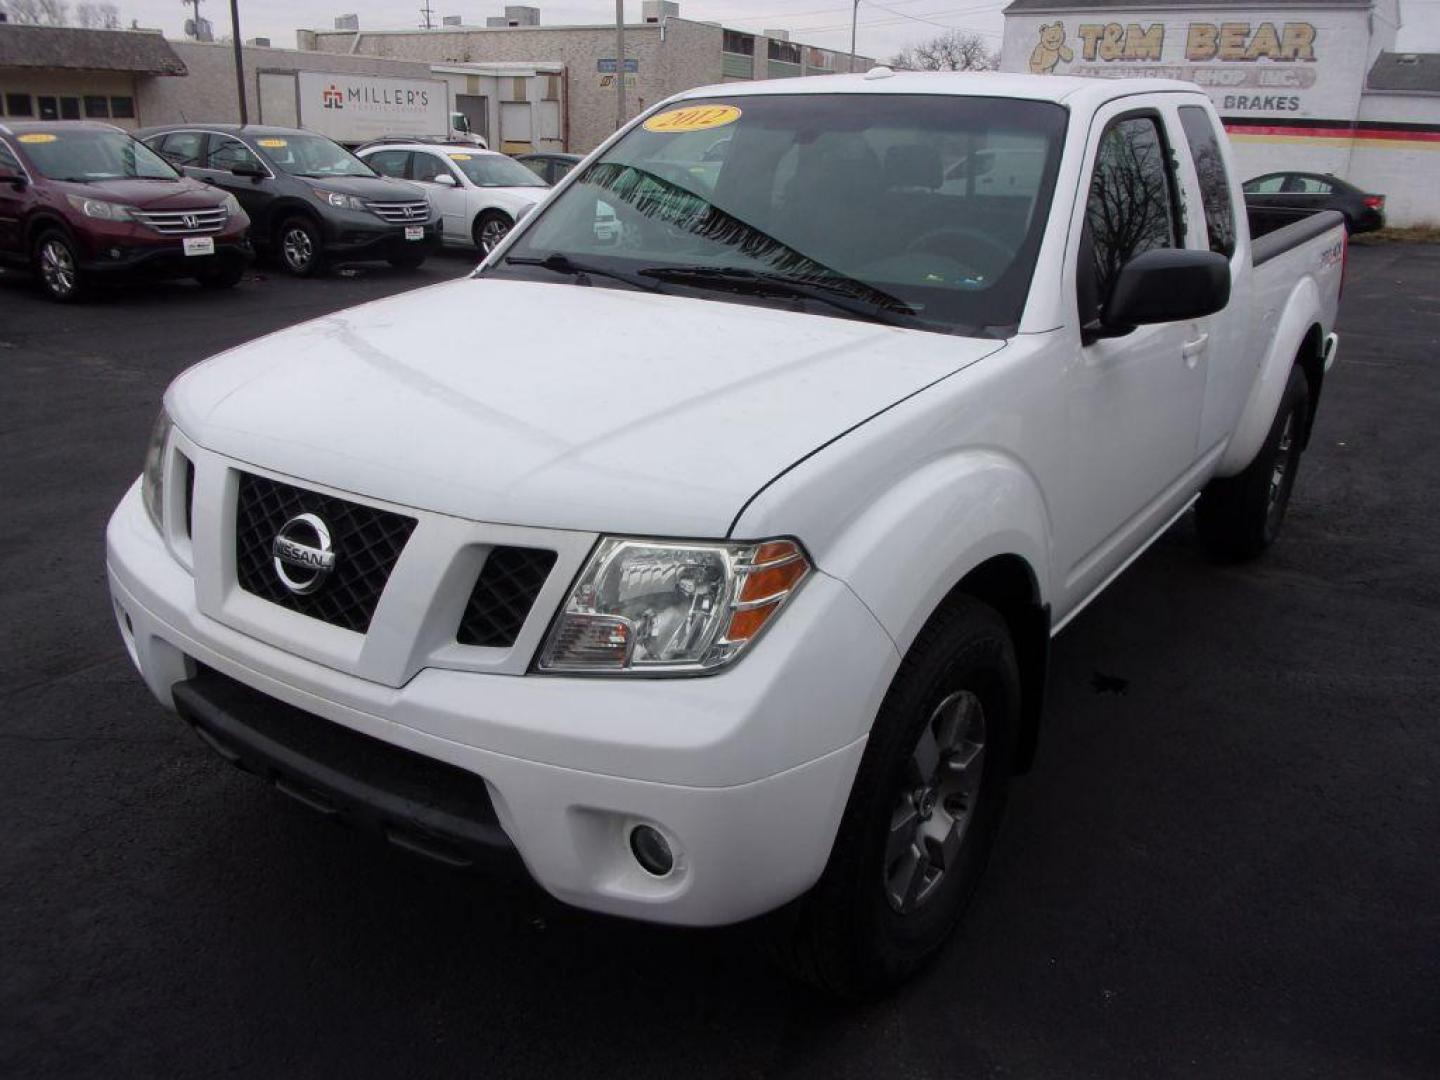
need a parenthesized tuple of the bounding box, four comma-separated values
(102, 0, 1440, 67)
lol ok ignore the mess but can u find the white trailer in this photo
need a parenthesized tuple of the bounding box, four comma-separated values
(257, 70, 478, 146)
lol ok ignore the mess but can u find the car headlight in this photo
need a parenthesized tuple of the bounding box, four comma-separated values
(218, 192, 241, 216)
(317, 189, 367, 211)
(538, 537, 811, 674)
(66, 194, 136, 221)
(141, 410, 173, 534)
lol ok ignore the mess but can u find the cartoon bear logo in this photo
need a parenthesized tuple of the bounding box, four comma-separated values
(1029, 22, 1074, 74)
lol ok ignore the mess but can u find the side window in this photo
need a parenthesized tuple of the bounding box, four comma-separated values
(0, 142, 22, 177)
(519, 157, 547, 181)
(367, 150, 410, 179)
(411, 153, 450, 183)
(158, 131, 205, 167)
(1083, 115, 1178, 315)
(1298, 176, 1333, 194)
(553, 160, 575, 181)
(1178, 106, 1235, 257)
(209, 137, 264, 173)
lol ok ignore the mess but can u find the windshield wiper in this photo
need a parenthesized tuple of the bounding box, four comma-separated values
(505, 252, 663, 293)
(639, 265, 920, 328)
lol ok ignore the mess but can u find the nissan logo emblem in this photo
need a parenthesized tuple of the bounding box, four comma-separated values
(271, 512, 337, 595)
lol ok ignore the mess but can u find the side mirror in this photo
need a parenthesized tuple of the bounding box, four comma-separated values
(431, 173, 457, 187)
(230, 161, 266, 180)
(1095, 249, 1231, 338)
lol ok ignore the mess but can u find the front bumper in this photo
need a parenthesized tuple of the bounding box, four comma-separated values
(321, 211, 440, 261)
(106, 468, 896, 925)
(79, 236, 252, 277)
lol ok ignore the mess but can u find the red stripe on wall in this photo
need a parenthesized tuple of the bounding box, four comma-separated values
(1223, 123, 1440, 143)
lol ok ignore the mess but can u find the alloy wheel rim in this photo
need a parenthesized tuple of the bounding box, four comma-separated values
(884, 689, 987, 915)
(40, 239, 75, 295)
(283, 228, 313, 270)
(480, 220, 508, 252)
(1268, 413, 1297, 515)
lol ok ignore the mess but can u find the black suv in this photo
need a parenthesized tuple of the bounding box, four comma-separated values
(135, 124, 439, 275)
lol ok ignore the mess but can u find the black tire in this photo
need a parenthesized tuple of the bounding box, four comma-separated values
(472, 210, 513, 255)
(276, 216, 325, 277)
(387, 250, 428, 271)
(194, 260, 246, 290)
(32, 228, 87, 303)
(1197, 365, 1310, 562)
(768, 596, 1020, 997)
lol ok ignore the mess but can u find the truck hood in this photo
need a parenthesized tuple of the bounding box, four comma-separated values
(168, 278, 1002, 536)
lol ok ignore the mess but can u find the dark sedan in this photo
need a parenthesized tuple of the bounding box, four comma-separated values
(514, 152, 582, 186)
(1242, 171, 1386, 235)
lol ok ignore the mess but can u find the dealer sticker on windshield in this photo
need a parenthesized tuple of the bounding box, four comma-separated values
(256, 138, 288, 148)
(643, 104, 741, 134)
(18, 133, 57, 144)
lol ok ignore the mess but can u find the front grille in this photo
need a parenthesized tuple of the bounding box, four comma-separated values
(365, 200, 429, 224)
(457, 546, 557, 647)
(131, 207, 228, 235)
(234, 473, 417, 634)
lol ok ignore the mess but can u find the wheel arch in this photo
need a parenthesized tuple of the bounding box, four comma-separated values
(24, 211, 74, 250)
(267, 200, 324, 247)
(1293, 322, 1326, 450)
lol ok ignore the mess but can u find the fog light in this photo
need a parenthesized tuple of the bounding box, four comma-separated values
(629, 824, 674, 877)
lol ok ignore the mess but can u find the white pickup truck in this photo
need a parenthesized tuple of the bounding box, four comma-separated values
(107, 72, 1344, 995)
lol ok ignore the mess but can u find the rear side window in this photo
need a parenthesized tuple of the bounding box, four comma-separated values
(1083, 115, 1179, 311)
(157, 131, 205, 167)
(366, 150, 410, 179)
(1178, 106, 1236, 257)
(411, 152, 450, 183)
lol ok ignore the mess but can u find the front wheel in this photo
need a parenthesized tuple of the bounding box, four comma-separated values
(768, 596, 1020, 997)
(472, 210, 513, 255)
(33, 229, 87, 303)
(276, 216, 325, 277)
(1196, 365, 1310, 562)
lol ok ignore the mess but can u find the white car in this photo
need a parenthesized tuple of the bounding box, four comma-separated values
(357, 142, 548, 253)
(108, 73, 1343, 996)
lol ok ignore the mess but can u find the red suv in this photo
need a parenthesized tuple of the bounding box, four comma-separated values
(0, 121, 252, 302)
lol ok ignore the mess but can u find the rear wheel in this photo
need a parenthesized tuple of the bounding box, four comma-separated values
(33, 229, 86, 303)
(1197, 365, 1310, 561)
(277, 216, 324, 277)
(768, 596, 1020, 997)
(473, 210, 512, 255)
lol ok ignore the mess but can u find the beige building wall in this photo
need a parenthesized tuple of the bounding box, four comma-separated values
(135, 41, 432, 127)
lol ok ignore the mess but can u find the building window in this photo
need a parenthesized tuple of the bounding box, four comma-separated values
(544, 74, 559, 101)
(109, 96, 135, 118)
(5, 93, 32, 116)
(60, 96, 80, 120)
(509, 77, 527, 103)
(84, 95, 110, 119)
(768, 40, 801, 64)
(723, 30, 754, 56)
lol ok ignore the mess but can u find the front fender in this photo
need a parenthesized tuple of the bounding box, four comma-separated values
(755, 450, 1052, 659)
(1217, 274, 1321, 477)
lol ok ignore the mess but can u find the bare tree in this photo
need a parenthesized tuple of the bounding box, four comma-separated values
(890, 31, 999, 72)
(5, 0, 72, 24)
(74, 2, 121, 28)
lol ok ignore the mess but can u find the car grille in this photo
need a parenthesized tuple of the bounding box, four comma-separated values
(131, 207, 228, 235)
(234, 473, 417, 634)
(366, 200, 429, 224)
(456, 546, 557, 648)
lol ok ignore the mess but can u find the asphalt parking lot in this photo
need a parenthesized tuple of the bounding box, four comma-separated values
(2, 245, 1437, 1078)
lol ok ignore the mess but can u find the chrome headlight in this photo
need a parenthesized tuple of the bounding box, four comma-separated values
(317, 189, 367, 211)
(538, 537, 811, 675)
(141, 410, 173, 534)
(66, 194, 137, 221)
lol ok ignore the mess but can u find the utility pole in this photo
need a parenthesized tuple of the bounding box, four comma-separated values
(849, 0, 859, 73)
(229, 0, 247, 124)
(418, 0, 435, 30)
(615, 0, 626, 129)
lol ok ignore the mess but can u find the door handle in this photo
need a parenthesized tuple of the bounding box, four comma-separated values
(1182, 332, 1209, 367)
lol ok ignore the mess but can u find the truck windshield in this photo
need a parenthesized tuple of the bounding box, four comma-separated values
(493, 93, 1067, 337)
(21, 130, 178, 182)
(260, 133, 375, 178)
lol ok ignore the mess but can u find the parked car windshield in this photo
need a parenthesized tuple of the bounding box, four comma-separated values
(258, 133, 375, 178)
(21, 130, 178, 182)
(451, 152, 548, 188)
(493, 93, 1067, 337)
